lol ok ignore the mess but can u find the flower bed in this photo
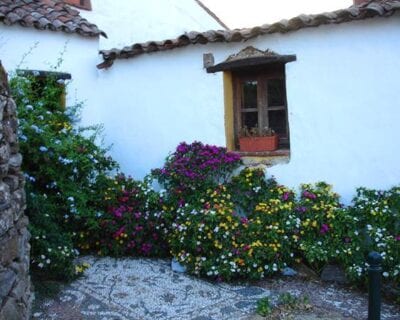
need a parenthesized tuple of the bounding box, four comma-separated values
(9, 73, 400, 288)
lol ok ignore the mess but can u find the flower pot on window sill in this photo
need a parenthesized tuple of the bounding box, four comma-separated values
(239, 135, 279, 152)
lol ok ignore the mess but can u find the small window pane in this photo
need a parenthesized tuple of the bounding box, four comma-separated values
(268, 110, 287, 136)
(267, 79, 285, 107)
(241, 80, 257, 109)
(242, 111, 258, 129)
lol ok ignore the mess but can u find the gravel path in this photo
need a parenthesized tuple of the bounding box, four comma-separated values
(31, 257, 399, 320)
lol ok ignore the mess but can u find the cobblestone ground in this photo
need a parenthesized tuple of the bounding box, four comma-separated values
(32, 257, 400, 320)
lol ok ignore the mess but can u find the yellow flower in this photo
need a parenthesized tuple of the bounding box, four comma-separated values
(312, 220, 318, 228)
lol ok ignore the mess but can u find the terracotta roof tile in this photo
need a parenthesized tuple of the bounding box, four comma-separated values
(98, 0, 400, 69)
(0, 0, 106, 38)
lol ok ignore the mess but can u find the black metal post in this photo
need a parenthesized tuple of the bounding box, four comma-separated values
(368, 251, 382, 320)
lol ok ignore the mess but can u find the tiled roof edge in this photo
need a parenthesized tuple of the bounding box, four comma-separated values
(97, 0, 400, 69)
(0, 0, 107, 38)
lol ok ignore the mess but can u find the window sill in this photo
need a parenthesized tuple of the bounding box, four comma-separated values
(235, 149, 290, 167)
(236, 149, 290, 157)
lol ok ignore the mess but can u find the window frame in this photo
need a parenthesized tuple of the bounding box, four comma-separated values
(232, 64, 290, 150)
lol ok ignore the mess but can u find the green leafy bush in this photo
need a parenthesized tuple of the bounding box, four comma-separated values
(10, 73, 118, 279)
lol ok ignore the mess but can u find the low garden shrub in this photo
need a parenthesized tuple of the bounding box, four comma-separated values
(155, 143, 400, 285)
(87, 174, 169, 257)
(295, 182, 362, 273)
(167, 166, 298, 280)
(227, 167, 279, 215)
(346, 187, 400, 283)
(168, 185, 247, 280)
(152, 141, 242, 206)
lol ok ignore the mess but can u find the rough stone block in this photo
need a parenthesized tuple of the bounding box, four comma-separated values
(4, 100, 16, 117)
(9, 118, 18, 132)
(321, 264, 348, 284)
(8, 143, 19, 155)
(0, 144, 10, 164)
(3, 175, 20, 191)
(0, 269, 16, 301)
(0, 297, 24, 320)
(0, 210, 13, 237)
(0, 231, 19, 265)
(0, 100, 5, 121)
(0, 163, 9, 176)
(12, 190, 26, 221)
(8, 154, 22, 169)
(15, 216, 29, 231)
(17, 229, 30, 259)
(10, 279, 27, 300)
(0, 182, 11, 204)
(3, 126, 17, 144)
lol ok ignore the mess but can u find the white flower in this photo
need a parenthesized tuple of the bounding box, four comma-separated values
(30, 125, 43, 133)
(46, 259, 51, 264)
(39, 146, 48, 152)
(38, 263, 44, 268)
(26, 105, 33, 110)
(382, 272, 389, 277)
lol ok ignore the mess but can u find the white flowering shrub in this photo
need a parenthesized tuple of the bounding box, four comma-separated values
(10, 73, 118, 279)
(346, 187, 400, 284)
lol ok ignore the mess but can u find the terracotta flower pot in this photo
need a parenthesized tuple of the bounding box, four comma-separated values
(239, 135, 279, 152)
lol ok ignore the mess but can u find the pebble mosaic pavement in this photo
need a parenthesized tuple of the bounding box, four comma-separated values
(32, 256, 400, 320)
(32, 257, 270, 320)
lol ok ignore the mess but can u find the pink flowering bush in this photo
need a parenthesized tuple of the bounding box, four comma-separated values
(152, 141, 242, 206)
(90, 175, 168, 257)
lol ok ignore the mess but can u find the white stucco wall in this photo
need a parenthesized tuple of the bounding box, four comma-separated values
(79, 0, 225, 49)
(0, 26, 101, 127)
(98, 15, 400, 203)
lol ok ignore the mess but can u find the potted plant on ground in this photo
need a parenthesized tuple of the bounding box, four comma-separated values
(239, 126, 279, 152)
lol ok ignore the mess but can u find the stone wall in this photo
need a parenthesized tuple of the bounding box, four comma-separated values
(0, 62, 31, 320)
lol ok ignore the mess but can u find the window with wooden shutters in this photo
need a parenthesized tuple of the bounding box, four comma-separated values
(206, 47, 295, 154)
(233, 64, 290, 149)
